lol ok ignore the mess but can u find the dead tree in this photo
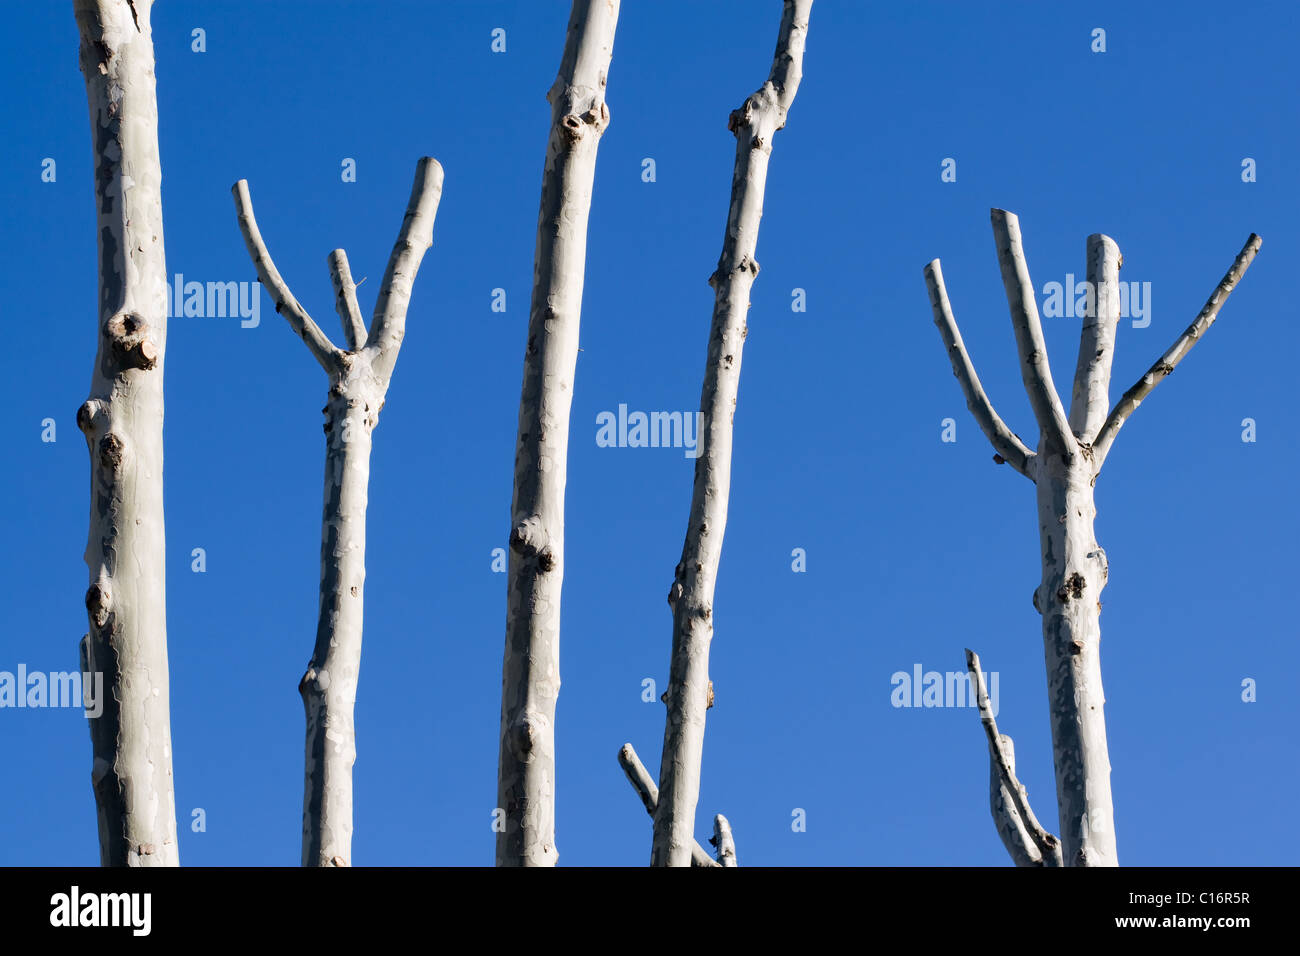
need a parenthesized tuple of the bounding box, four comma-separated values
(497, 0, 619, 867)
(231, 157, 444, 867)
(74, 0, 179, 867)
(631, 0, 813, 867)
(925, 210, 1260, 866)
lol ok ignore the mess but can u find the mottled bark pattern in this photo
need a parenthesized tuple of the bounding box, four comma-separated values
(75, 0, 179, 868)
(498, 0, 619, 867)
(1034, 440, 1114, 865)
(299, 361, 381, 867)
(653, 0, 812, 867)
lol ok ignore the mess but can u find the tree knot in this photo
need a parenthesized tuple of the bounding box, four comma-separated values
(508, 715, 542, 759)
(1056, 572, 1087, 602)
(98, 433, 125, 470)
(85, 583, 111, 629)
(510, 517, 554, 571)
(105, 311, 158, 371)
(559, 101, 609, 145)
(76, 399, 106, 437)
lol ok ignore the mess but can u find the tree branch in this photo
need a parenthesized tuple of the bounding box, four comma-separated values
(76, 0, 179, 865)
(499, 0, 620, 868)
(991, 209, 1074, 453)
(924, 259, 1036, 480)
(618, 745, 719, 867)
(231, 179, 341, 372)
(653, 0, 812, 870)
(965, 649, 1063, 867)
(711, 814, 738, 867)
(366, 157, 444, 390)
(1090, 233, 1262, 471)
(327, 249, 367, 351)
(1067, 234, 1122, 445)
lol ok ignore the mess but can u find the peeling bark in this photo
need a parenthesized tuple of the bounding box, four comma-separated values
(75, 0, 178, 868)
(928, 213, 1260, 866)
(498, 0, 619, 868)
(652, 0, 813, 867)
(232, 158, 444, 867)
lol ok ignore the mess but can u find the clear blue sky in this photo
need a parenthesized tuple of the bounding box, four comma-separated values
(2, 0, 1295, 866)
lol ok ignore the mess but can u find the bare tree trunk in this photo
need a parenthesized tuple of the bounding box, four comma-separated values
(926, 212, 1260, 866)
(232, 158, 444, 867)
(651, 0, 813, 868)
(497, 0, 619, 868)
(74, 0, 178, 868)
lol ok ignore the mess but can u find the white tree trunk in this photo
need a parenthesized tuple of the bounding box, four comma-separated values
(233, 159, 444, 866)
(1033, 234, 1120, 866)
(498, 0, 619, 868)
(1034, 443, 1115, 865)
(928, 214, 1260, 866)
(74, 0, 178, 868)
(652, 0, 813, 867)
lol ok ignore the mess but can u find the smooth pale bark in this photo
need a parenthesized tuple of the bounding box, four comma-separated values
(653, 0, 813, 867)
(990, 210, 1073, 453)
(233, 159, 444, 866)
(966, 650, 1061, 867)
(498, 0, 619, 868)
(929, 213, 1260, 866)
(74, 0, 178, 867)
(617, 744, 719, 867)
(924, 261, 1035, 479)
(1034, 433, 1114, 864)
(712, 814, 738, 867)
(1068, 236, 1122, 443)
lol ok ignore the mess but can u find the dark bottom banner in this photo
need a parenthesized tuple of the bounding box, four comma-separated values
(0, 866, 1280, 941)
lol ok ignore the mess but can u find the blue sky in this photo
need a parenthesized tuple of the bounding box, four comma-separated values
(2, 0, 1296, 866)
